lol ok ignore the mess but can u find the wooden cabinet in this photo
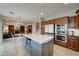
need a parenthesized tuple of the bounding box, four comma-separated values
(75, 10, 79, 29)
(67, 36, 79, 51)
(54, 16, 68, 25)
(69, 16, 76, 29)
(55, 40, 67, 47)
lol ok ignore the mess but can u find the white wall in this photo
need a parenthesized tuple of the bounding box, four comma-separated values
(0, 16, 3, 43)
(32, 23, 36, 34)
(46, 8, 78, 20)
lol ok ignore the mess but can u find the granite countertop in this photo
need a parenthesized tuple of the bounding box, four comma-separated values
(24, 34, 53, 44)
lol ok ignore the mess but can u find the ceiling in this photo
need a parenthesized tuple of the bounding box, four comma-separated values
(0, 3, 79, 24)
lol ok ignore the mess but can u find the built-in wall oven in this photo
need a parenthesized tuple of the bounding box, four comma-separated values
(55, 24, 68, 42)
(55, 34, 67, 42)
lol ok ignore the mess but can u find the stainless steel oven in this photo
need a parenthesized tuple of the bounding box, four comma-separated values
(55, 34, 67, 42)
(55, 24, 68, 42)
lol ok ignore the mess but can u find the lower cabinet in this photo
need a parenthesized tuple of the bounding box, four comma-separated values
(26, 45, 32, 54)
(48, 41, 53, 55)
(31, 44, 41, 56)
(31, 40, 42, 56)
(43, 43, 49, 56)
(67, 36, 79, 51)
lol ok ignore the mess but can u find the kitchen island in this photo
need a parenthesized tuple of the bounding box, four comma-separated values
(23, 34, 54, 56)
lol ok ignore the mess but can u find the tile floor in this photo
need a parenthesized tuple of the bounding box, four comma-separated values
(0, 37, 79, 56)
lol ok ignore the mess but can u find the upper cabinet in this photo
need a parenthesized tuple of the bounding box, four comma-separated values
(68, 16, 76, 29)
(54, 16, 69, 25)
(75, 10, 79, 29)
(68, 10, 79, 29)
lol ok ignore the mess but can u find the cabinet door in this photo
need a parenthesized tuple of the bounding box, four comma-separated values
(67, 37, 79, 51)
(26, 45, 31, 55)
(67, 37, 75, 49)
(23, 37, 27, 48)
(69, 16, 76, 29)
(31, 41, 41, 56)
(74, 38, 79, 51)
(31, 45, 41, 56)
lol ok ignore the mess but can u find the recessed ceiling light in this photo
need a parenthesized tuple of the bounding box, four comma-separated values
(9, 12, 15, 14)
(41, 12, 44, 15)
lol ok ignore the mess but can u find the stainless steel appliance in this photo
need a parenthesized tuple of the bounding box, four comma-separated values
(45, 24, 55, 37)
(55, 24, 68, 42)
(55, 34, 67, 42)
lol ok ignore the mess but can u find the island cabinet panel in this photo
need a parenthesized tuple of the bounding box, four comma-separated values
(31, 40, 42, 56)
(24, 36, 53, 56)
(43, 40, 53, 56)
(42, 40, 53, 56)
(26, 44, 32, 54)
(67, 36, 79, 51)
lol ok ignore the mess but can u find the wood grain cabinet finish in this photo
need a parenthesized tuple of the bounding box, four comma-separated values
(67, 36, 79, 51)
(54, 16, 69, 25)
(55, 40, 67, 47)
(68, 16, 76, 29)
(75, 10, 79, 28)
